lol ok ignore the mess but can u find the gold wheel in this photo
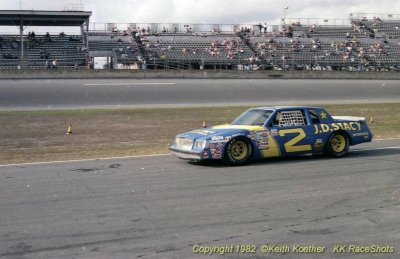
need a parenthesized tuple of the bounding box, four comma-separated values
(331, 135, 346, 153)
(230, 141, 248, 160)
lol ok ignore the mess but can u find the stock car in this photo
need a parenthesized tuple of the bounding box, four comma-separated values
(169, 106, 373, 165)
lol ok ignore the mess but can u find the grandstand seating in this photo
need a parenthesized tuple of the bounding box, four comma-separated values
(141, 33, 255, 67)
(0, 34, 86, 69)
(352, 19, 400, 39)
(88, 35, 142, 65)
(1, 17, 400, 70)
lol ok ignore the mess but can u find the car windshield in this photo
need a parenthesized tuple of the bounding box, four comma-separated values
(231, 109, 273, 126)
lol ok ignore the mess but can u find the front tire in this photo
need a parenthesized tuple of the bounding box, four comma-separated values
(223, 137, 252, 165)
(325, 132, 349, 157)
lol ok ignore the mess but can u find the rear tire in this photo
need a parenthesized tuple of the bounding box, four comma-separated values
(223, 137, 252, 165)
(325, 132, 349, 157)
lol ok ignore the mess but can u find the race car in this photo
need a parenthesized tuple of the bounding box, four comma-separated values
(169, 106, 373, 165)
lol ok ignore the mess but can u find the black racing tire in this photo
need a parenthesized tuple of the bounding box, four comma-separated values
(325, 131, 350, 158)
(223, 137, 252, 165)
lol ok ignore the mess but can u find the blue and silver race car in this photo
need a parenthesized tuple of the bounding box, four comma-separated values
(169, 106, 373, 165)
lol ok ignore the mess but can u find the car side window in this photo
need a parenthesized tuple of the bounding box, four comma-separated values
(272, 110, 307, 127)
(308, 109, 321, 124)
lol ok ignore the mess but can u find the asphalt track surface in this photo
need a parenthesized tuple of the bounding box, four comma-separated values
(0, 79, 399, 110)
(0, 139, 399, 258)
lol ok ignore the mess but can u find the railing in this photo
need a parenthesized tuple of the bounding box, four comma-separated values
(350, 13, 400, 20)
(283, 18, 352, 26)
(89, 22, 262, 33)
(63, 4, 84, 11)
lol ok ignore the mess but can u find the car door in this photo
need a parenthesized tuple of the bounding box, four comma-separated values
(267, 109, 315, 156)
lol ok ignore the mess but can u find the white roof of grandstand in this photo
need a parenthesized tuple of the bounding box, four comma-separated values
(0, 10, 92, 27)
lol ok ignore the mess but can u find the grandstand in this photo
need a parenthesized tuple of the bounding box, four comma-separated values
(1, 10, 400, 71)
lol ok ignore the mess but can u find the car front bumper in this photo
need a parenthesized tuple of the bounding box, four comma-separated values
(169, 147, 203, 161)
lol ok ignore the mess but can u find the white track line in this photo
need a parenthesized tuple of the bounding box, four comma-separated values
(374, 137, 400, 141)
(351, 146, 400, 152)
(1, 140, 399, 168)
(84, 83, 176, 86)
(0, 153, 170, 167)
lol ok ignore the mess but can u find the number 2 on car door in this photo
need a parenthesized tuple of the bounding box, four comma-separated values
(278, 128, 312, 152)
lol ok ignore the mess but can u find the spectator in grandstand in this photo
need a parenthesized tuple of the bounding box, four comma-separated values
(257, 23, 263, 34)
(45, 32, 52, 42)
(80, 45, 88, 52)
(3, 53, 14, 59)
(58, 32, 66, 38)
(286, 26, 293, 38)
(40, 50, 50, 59)
(11, 40, 18, 49)
(52, 59, 57, 69)
(68, 36, 79, 42)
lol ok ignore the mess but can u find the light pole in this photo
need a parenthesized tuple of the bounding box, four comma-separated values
(283, 6, 289, 26)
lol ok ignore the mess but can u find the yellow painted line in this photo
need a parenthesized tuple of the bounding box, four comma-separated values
(0, 153, 170, 167)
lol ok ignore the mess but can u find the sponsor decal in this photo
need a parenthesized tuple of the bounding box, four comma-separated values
(232, 133, 246, 137)
(202, 151, 209, 159)
(255, 130, 270, 139)
(270, 129, 278, 136)
(212, 149, 222, 159)
(209, 143, 222, 149)
(248, 132, 256, 139)
(353, 132, 370, 137)
(191, 129, 215, 135)
(314, 138, 323, 147)
(211, 136, 224, 141)
(319, 111, 328, 119)
(313, 122, 362, 134)
(224, 136, 232, 142)
(257, 140, 269, 150)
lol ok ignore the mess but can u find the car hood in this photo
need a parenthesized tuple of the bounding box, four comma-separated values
(177, 124, 265, 141)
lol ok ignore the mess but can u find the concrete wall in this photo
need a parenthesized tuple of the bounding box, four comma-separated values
(1, 69, 400, 80)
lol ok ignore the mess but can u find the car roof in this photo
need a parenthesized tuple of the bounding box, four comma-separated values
(252, 106, 322, 111)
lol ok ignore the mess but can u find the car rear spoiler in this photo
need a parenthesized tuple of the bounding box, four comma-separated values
(332, 116, 366, 122)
